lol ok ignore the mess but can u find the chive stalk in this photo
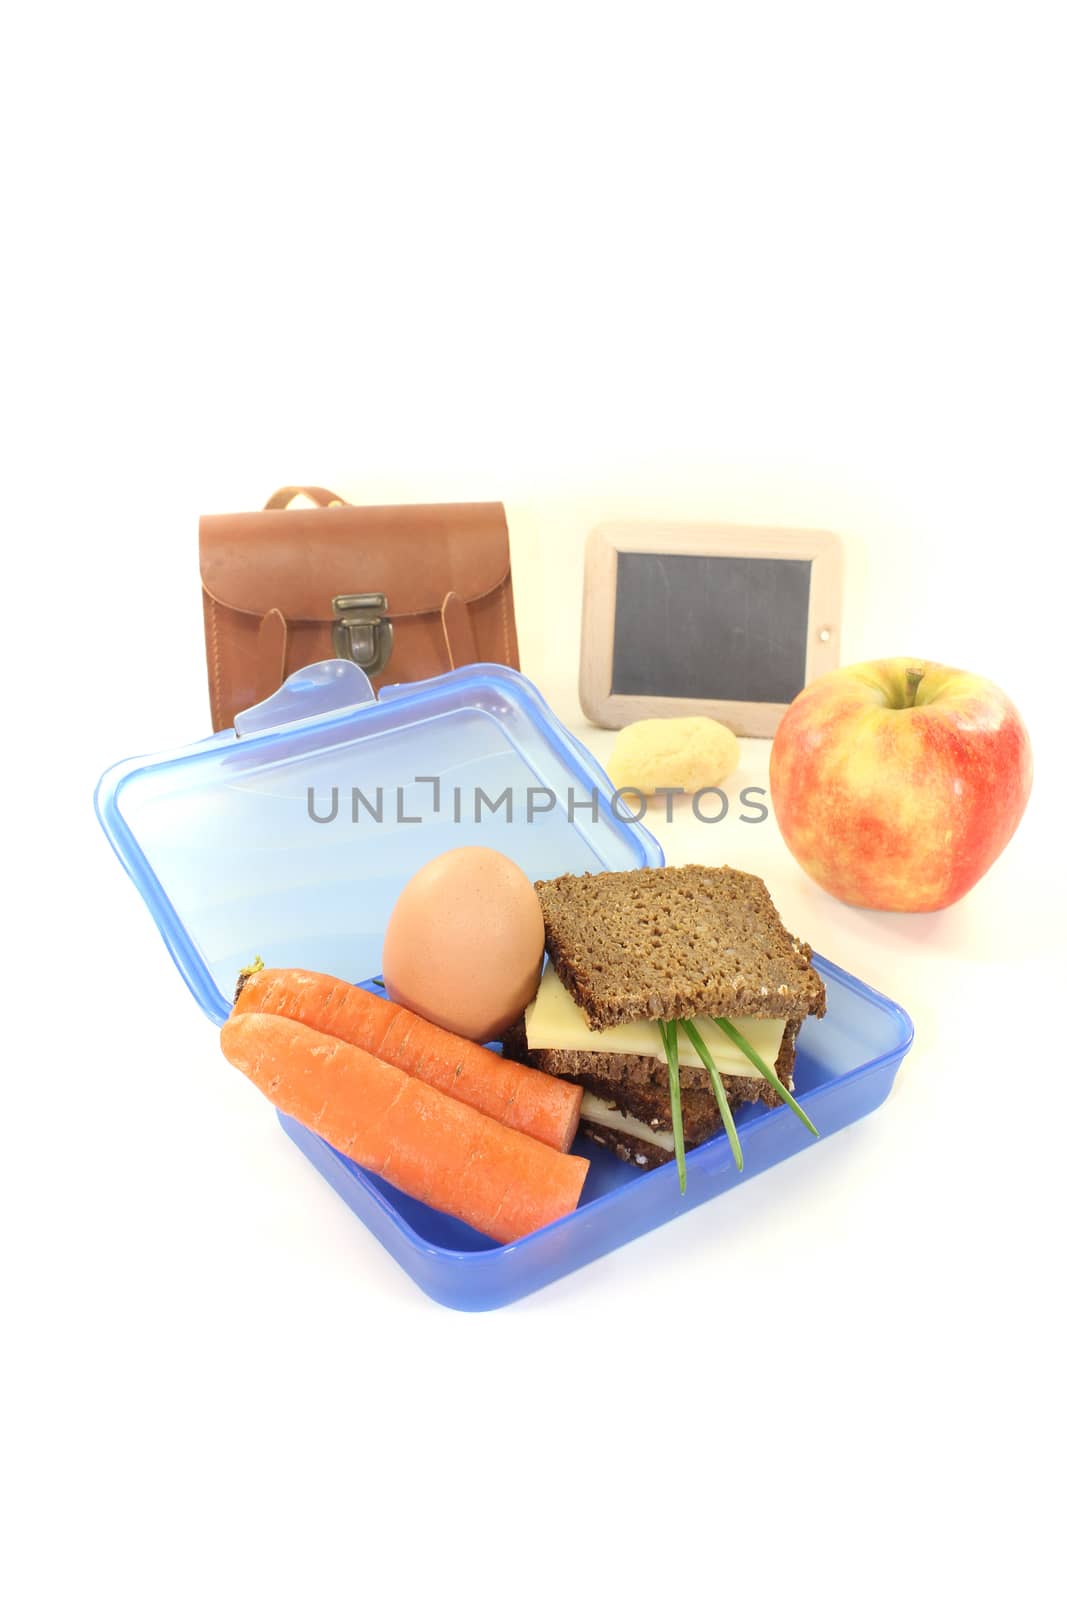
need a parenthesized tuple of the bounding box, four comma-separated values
(680, 1020, 744, 1173)
(657, 1020, 687, 1195)
(712, 1018, 819, 1139)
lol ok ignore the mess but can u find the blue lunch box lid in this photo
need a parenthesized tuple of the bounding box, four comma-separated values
(95, 661, 665, 1025)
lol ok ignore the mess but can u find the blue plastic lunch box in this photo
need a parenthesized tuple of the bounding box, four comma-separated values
(95, 661, 914, 1310)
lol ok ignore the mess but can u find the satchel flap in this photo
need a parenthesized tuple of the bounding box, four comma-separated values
(200, 502, 511, 621)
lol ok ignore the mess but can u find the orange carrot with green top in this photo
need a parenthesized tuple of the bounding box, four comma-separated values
(221, 1011, 589, 1244)
(233, 965, 581, 1153)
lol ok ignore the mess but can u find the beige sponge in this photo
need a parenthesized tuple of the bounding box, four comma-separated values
(607, 715, 740, 795)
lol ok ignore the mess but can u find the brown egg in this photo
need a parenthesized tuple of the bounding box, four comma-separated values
(382, 846, 546, 1042)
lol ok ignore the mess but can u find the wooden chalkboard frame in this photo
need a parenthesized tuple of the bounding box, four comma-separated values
(579, 522, 844, 737)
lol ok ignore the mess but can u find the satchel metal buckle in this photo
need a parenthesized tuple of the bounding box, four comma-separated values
(332, 593, 394, 676)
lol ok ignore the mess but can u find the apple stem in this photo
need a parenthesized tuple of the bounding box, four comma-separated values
(904, 667, 925, 708)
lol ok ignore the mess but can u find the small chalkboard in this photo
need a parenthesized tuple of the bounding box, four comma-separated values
(580, 523, 843, 736)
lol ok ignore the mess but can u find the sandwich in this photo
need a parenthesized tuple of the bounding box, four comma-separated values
(503, 865, 826, 1176)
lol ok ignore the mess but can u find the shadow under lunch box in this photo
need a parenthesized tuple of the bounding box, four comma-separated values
(96, 660, 914, 1311)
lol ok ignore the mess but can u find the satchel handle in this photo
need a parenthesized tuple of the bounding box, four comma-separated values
(264, 485, 348, 510)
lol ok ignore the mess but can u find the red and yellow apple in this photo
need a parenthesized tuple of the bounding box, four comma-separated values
(769, 660, 1033, 912)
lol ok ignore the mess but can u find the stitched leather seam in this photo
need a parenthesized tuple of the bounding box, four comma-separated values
(502, 577, 515, 665)
(207, 592, 223, 726)
(199, 565, 513, 620)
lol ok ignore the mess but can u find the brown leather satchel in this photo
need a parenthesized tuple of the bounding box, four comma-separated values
(199, 486, 520, 731)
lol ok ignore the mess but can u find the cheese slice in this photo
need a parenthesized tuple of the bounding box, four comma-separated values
(525, 962, 786, 1081)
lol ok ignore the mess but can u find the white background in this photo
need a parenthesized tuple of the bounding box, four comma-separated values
(6, 4, 1066, 1597)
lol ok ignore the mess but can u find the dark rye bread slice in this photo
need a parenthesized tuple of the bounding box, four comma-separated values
(579, 1120, 675, 1170)
(503, 1021, 801, 1172)
(535, 865, 826, 1029)
(575, 1061, 766, 1168)
(574, 1074, 735, 1145)
(502, 1016, 799, 1104)
(573, 1062, 786, 1172)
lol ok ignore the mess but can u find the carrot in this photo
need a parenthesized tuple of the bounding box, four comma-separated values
(221, 1012, 589, 1244)
(233, 966, 582, 1153)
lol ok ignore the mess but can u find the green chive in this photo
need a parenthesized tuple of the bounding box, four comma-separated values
(712, 1018, 819, 1139)
(657, 1020, 687, 1195)
(371, 977, 386, 989)
(680, 1020, 743, 1172)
